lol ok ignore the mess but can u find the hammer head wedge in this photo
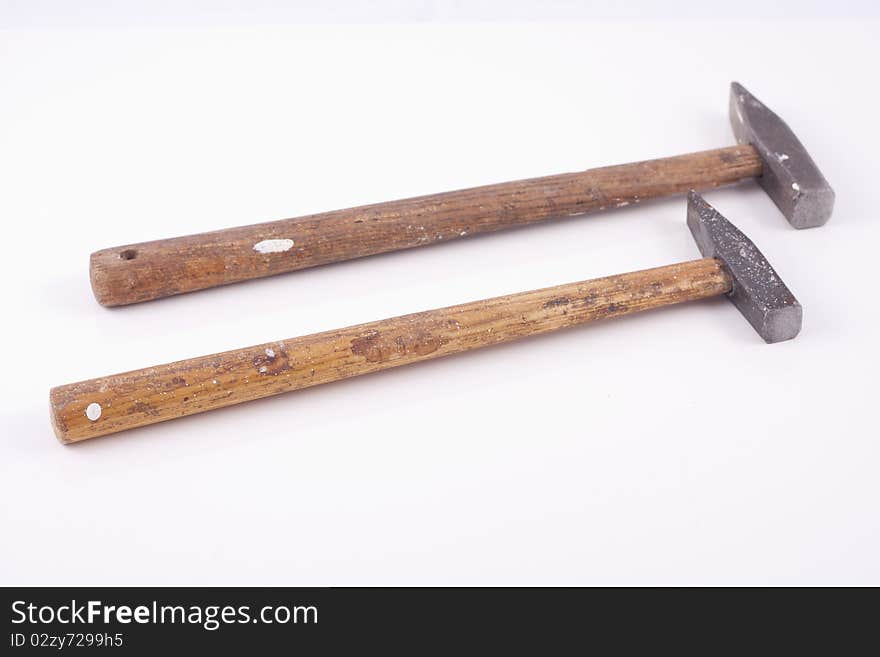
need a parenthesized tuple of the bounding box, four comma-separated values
(729, 82, 834, 229)
(687, 191, 801, 343)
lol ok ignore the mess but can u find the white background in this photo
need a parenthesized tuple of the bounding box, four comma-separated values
(1, 2, 878, 585)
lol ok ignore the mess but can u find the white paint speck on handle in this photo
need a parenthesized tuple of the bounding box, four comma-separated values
(253, 238, 294, 254)
(85, 403, 102, 421)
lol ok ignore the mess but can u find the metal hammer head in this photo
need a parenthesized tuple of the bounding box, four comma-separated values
(729, 82, 834, 229)
(687, 191, 801, 343)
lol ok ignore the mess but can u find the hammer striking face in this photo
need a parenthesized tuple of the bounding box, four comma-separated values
(53, 194, 800, 443)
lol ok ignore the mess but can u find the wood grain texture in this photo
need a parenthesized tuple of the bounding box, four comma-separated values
(55, 258, 732, 443)
(90, 146, 760, 306)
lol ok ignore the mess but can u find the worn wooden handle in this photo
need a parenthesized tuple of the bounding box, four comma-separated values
(54, 258, 731, 442)
(90, 146, 759, 306)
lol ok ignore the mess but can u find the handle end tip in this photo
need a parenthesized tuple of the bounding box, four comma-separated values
(49, 389, 74, 445)
(89, 250, 127, 307)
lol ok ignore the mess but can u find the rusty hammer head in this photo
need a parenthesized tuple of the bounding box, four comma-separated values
(687, 191, 801, 343)
(729, 82, 834, 229)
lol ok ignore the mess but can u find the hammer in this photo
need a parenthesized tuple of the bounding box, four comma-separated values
(90, 82, 833, 307)
(54, 192, 801, 443)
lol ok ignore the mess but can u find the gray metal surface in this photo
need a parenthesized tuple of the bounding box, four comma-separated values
(687, 191, 801, 343)
(729, 82, 834, 229)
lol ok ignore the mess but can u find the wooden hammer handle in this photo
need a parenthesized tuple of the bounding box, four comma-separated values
(90, 146, 759, 306)
(54, 258, 731, 443)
